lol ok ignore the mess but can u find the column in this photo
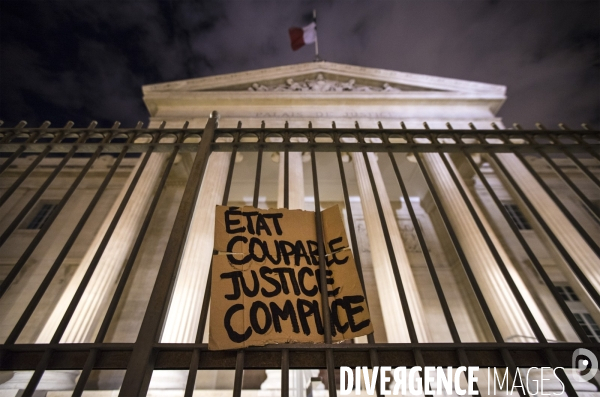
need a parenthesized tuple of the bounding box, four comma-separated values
(261, 149, 314, 396)
(0, 149, 170, 392)
(160, 151, 231, 343)
(420, 152, 555, 342)
(494, 153, 600, 321)
(277, 150, 304, 210)
(38, 150, 168, 344)
(353, 152, 430, 343)
(152, 151, 231, 389)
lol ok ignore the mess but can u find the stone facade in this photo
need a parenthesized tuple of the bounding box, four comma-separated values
(1, 62, 599, 395)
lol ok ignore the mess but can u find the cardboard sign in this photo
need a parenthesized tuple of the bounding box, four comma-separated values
(209, 205, 373, 350)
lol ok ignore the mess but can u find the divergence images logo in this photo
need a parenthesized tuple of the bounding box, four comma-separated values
(572, 348, 598, 381)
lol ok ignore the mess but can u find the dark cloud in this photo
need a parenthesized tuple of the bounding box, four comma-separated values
(1, 0, 598, 128)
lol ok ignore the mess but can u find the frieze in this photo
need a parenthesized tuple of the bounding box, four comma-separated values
(247, 73, 402, 93)
(252, 111, 395, 119)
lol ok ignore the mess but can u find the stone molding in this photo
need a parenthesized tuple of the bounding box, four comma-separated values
(247, 73, 402, 93)
(143, 61, 506, 95)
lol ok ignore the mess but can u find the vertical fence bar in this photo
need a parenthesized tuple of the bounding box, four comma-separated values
(464, 123, 590, 342)
(385, 123, 461, 343)
(569, 123, 600, 163)
(524, 124, 600, 220)
(361, 121, 427, 395)
(0, 129, 89, 248)
(548, 124, 600, 189)
(487, 153, 600, 307)
(2, 132, 134, 346)
(357, 123, 418, 344)
(284, 121, 290, 210)
(118, 112, 219, 397)
(309, 128, 337, 397)
(184, 130, 238, 397)
(0, 130, 111, 300)
(0, 121, 77, 207)
(281, 121, 290, 397)
(334, 122, 380, 396)
(435, 129, 548, 344)
(21, 130, 156, 397)
(49, 136, 154, 345)
(233, 350, 245, 397)
(0, 120, 24, 145)
(73, 125, 179, 397)
(0, 134, 93, 303)
(397, 121, 483, 394)
(232, 122, 266, 397)
(412, 129, 503, 342)
(492, 124, 600, 258)
(0, 121, 47, 174)
(410, 127, 532, 397)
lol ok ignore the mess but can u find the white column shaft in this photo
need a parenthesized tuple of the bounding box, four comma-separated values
(37, 151, 167, 343)
(495, 153, 600, 297)
(353, 152, 430, 343)
(277, 151, 304, 210)
(421, 153, 555, 342)
(161, 152, 231, 343)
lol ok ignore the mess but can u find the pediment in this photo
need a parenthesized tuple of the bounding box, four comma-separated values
(143, 61, 506, 96)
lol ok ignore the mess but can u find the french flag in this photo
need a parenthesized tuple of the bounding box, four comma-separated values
(288, 22, 317, 51)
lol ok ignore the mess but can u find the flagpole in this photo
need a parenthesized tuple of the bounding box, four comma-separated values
(313, 9, 321, 61)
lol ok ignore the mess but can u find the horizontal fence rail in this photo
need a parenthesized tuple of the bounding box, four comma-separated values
(0, 116, 599, 397)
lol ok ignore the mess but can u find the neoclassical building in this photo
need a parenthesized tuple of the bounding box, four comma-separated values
(0, 62, 599, 396)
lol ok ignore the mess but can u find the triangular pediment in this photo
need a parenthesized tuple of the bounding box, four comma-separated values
(143, 61, 506, 96)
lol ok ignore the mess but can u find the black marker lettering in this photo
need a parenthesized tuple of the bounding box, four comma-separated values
(294, 240, 311, 266)
(254, 214, 272, 236)
(224, 304, 251, 343)
(272, 268, 300, 295)
(221, 271, 242, 300)
(297, 299, 324, 336)
(264, 240, 282, 264)
(307, 240, 319, 265)
(344, 295, 370, 332)
(263, 213, 284, 235)
(270, 300, 300, 333)
(315, 269, 340, 297)
(240, 270, 259, 297)
(249, 237, 266, 262)
(272, 268, 290, 294)
(226, 236, 250, 265)
(298, 267, 318, 296)
(225, 207, 245, 234)
(327, 237, 349, 266)
(242, 211, 258, 234)
(260, 267, 281, 297)
(331, 298, 350, 334)
(280, 241, 296, 265)
(249, 301, 272, 334)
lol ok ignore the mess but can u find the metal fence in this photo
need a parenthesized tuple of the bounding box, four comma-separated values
(0, 114, 599, 397)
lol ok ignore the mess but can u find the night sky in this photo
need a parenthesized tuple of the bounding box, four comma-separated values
(1, 1, 598, 129)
